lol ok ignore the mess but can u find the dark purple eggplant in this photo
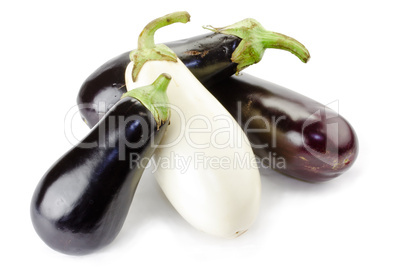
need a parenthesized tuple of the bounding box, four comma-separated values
(77, 18, 309, 128)
(30, 74, 171, 255)
(207, 73, 358, 182)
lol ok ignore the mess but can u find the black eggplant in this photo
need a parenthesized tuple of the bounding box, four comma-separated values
(30, 74, 171, 255)
(77, 18, 309, 128)
(207, 73, 358, 182)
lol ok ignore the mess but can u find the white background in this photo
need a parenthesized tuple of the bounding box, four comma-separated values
(1, 0, 401, 267)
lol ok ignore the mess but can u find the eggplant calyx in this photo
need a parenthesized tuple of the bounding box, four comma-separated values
(122, 73, 171, 129)
(129, 11, 191, 82)
(203, 18, 310, 73)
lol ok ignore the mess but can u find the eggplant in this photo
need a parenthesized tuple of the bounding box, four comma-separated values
(207, 73, 358, 182)
(77, 16, 309, 128)
(30, 74, 171, 255)
(125, 12, 261, 238)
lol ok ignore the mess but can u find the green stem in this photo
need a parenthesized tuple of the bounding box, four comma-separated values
(138, 11, 191, 50)
(122, 73, 171, 129)
(129, 11, 190, 82)
(204, 18, 310, 73)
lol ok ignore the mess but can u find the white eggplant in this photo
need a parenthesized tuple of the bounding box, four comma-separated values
(125, 11, 261, 238)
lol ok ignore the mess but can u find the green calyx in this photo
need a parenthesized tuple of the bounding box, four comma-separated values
(129, 11, 190, 82)
(122, 73, 171, 129)
(204, 18, 311, 73)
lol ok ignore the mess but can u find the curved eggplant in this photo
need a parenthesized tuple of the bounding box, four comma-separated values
(30, 74, 171, 255)
(77, 17, 309, 128)
(207, 73, 358, 182)
(125, 12, 261, 238)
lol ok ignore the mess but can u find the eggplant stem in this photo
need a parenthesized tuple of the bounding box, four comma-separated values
(129, 11, 190, 82)
(204, 18, 310, 73)
(122, 73, 171, 129)
(258, 29, 310, 63)
(138, 11, 191, 49)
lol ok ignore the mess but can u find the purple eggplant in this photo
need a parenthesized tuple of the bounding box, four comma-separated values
(77, 18, 309, 128)
(207, 73, 358, 182)
(30, 74, 171, 255)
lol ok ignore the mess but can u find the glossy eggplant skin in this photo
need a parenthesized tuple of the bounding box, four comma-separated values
(77, 33, 241, 128)
(31, 97, 167, 255)
(207, 73, 358, 182)
(167, 33, 240, 86)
